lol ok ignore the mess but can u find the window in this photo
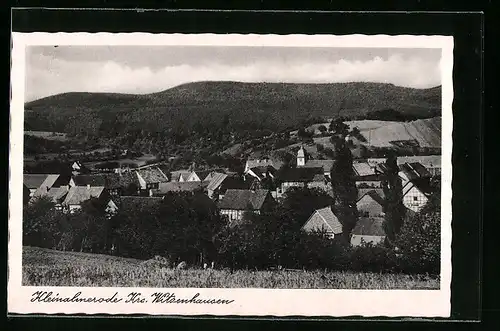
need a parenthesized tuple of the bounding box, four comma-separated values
(413, 196, 418, 201)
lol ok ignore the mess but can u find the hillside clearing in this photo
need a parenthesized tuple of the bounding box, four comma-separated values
(22, 246, 439, 289)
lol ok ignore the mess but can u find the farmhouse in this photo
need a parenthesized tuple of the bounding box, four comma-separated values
(357, 189, 385, 218)
(218, 189, 274, 223)
(136, 167, 169, 191)
(171, 170, 192, 182)
(62, 186, 117, 214)
(401, 180, 433, 213)
(302, 206, 343, 239)
(350, 217, 386, 246)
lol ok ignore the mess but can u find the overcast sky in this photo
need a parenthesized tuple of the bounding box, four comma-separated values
(25, 46, 442, 102)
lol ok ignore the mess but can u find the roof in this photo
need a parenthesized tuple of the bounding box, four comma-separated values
(352, 162, 376, 177)
(248, 165, 276, 179)
(245, 158, 284, 171)
(72, 175, 106, 187)
(358, 188, 385, 201)
(137, 167, 169, 184)
(45, 186, 70, 203)
(218, 189, 270, 210)
(24, 174, 51, 189)
(357, 189, 385, 206)
(279, 167, 324, 182)
(31, 174, 61, 197)
(157, 181, 209, 193)
(207, 172, 228, 191)
(399, 162, 431, 181)
(300, 159, 335, 173)
(171, 170, 192, 182)
(402, 179, 434, 197)
(62, 186, 106, 205)
(352, 217, 386, 236)
(307, 207, 343, 235)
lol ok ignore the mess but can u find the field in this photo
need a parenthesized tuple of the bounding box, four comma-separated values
(25, 131, 68, 141)
(22, 246, 439, 289)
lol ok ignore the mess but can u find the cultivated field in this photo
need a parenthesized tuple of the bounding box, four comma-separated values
(24, 131, 68, 141)
(22, 246, 439, 289)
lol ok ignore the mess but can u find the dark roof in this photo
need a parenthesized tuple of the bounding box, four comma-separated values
(357, 189, 385, 206)
(352, 217, 386, 236)
(72, 175, 106, 187)
(399, 162, 431, 181)
(301, 160, 335, 173)
(279, 167, 324, 182)
(358, 188, 385, 201)
(403, 179, 434, 196)
(218, 189, 270, 210)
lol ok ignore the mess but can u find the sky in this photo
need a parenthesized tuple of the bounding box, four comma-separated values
(25, 46, 442, 102)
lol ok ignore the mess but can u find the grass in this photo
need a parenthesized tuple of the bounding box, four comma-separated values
(22, 246, 439, 289)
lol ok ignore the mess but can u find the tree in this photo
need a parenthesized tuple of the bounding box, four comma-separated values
(23, 196, 60, 249)
(328, 118, 350, 136)
(317, 125, 327, 134)
(330, 139, 358, 243)
(394, 191, 440, 274)
(381, 153, 406, 245)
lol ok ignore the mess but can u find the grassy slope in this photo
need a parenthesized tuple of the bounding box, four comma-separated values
(24, 81, 441, 133)
(22, 246, 439, 289)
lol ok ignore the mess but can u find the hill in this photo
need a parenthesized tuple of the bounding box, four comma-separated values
(24, 81, 441, 136)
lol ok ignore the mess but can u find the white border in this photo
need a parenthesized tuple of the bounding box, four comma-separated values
(9, 33, 453, 317)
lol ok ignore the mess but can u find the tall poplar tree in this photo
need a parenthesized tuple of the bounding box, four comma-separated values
(330, 139, 358, 243)
(381, 153, 406, 245)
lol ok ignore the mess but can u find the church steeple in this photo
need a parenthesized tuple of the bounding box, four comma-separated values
(297, 146, 306, 167)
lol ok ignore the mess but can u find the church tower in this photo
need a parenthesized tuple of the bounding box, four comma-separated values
(297, 146, 306, 167)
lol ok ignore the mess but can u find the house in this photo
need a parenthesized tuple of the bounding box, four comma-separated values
(71, 173, 140, 196)
(302, 206, 343, 239)
(71, 161, 90, 175)
(276, 166, 327, 197)
(357, 189, 385, 218)
(218, 189, 274, 223)
(171, 170, 192, 182)
(350, 217, 386, 246)
(43, 186, 70, 210)
(401, 179, 433, 213)
(352, 161, 382, 188)
(368, 155, 441, 177)
(61, 186, 117, 214)
(24, 174, 60, 197)
(398, 162, 432, 185)
(244, 157, 284, 174)
(245, 165, 277, 182)
(206, 173, 248, 200)
(136, 167, 169, 191)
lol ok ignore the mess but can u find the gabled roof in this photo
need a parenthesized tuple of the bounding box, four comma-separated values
(137, 167, 169, 184)
(357, 189, 385, 206)
(402, 179, 434, 197)
(207, 172, 228, 191)
(358, 188, 385, 201)
(305, 207, 343, 235)
(171, 170, 192, 182)
(24, 174, 51, 189)
(352, 217, 386, 236)
(45, 186, 70, 203)
(245, 158, 284, 171)
(279, 166, 324, 182)
(218, 189, 270, 210)
(31, 174, 61, 196)
(62, 186, 106, 205)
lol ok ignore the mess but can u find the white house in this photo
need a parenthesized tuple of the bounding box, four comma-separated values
(302, 206, 343, 239)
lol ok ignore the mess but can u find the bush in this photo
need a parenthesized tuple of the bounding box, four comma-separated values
(348, 242, 397, 273)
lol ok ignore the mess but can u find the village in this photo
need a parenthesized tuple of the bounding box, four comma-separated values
(24, 132, 441, 249)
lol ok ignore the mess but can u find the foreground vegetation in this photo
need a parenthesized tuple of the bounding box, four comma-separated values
(22, 246, 439, 289)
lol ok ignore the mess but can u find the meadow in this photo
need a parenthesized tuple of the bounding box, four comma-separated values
(22, 246, 439, 289)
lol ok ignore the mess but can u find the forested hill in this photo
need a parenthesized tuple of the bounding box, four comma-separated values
(24, 81, 441, 136)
